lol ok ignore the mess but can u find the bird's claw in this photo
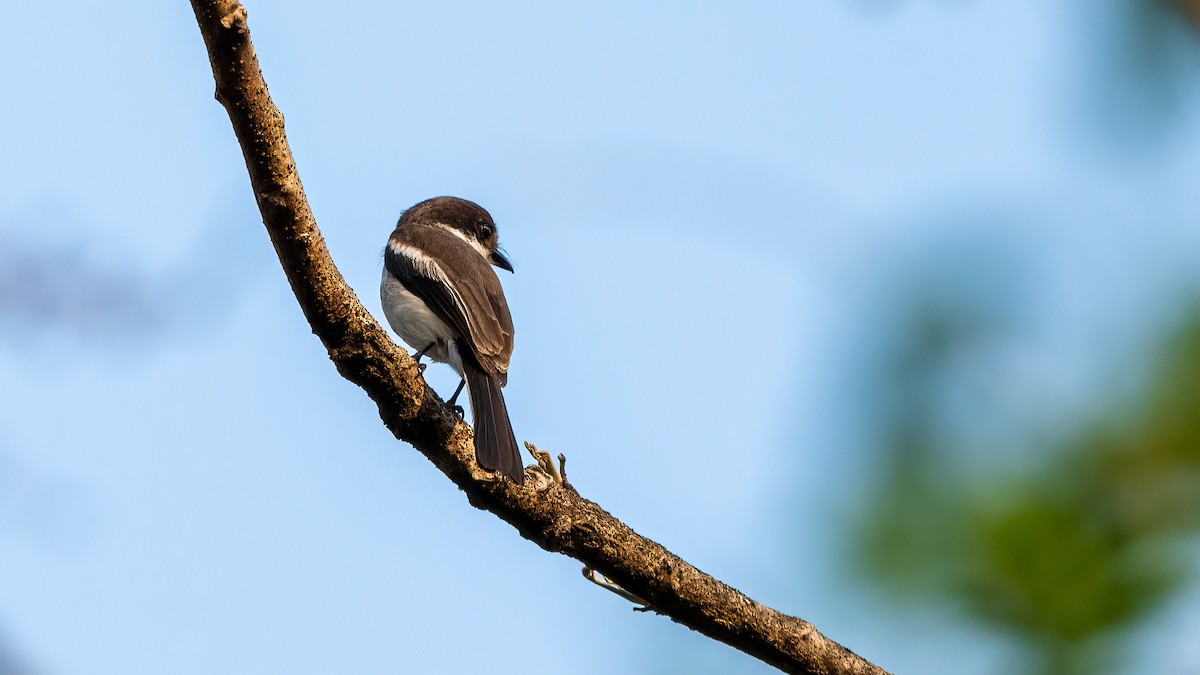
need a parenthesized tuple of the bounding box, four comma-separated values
(412, 343, 435, 373)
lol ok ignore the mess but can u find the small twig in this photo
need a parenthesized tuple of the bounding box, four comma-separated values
(583, 567, 651, 610)
(524, 442, 563, 484)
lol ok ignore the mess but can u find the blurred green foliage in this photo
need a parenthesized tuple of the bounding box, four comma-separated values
(850, 4, 1200, 673)
(855, 303, 1200, 674)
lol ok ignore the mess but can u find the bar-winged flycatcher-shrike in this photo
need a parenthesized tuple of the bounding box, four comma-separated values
(380, 196, 523, 483)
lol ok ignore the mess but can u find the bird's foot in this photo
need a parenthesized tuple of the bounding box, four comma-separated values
(444, 379, 466, 419)
(412, 343, 435, 373)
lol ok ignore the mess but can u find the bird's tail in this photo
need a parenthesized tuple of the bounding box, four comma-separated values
(463, 361, 523, 484)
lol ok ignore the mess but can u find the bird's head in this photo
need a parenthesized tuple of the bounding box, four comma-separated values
(399, 196, 513, 272)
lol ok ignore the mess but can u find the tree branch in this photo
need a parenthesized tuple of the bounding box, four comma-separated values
(188, 2, 889, 673)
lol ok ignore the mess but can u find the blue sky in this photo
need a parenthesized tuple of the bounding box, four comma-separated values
(3, 2, 1200, 673)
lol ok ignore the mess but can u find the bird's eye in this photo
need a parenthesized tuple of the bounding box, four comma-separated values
(479, 225, 493, 239)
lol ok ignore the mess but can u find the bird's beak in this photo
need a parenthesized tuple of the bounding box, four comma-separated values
(490, 248, 514, 273)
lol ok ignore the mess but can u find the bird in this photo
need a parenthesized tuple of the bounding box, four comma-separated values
(380, 196, 523, 483)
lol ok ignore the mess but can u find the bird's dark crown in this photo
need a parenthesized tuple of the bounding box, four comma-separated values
(399, 196, 498, 248)
(396, 196, 514, 272)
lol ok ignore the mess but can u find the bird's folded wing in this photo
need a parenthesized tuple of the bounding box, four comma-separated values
(385, 226, 513, 377)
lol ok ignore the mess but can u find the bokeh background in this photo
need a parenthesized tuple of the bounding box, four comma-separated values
(3, 1, 1200, 673)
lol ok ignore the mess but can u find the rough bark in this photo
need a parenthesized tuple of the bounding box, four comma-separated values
(188, 2, 890, 673)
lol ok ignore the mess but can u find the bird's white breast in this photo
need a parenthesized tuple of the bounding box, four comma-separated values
(380, 268, 456, 368)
